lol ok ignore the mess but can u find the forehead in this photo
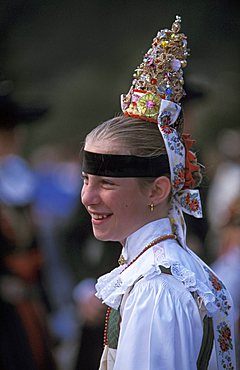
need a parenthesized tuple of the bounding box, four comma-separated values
(85, 138, 128, 155)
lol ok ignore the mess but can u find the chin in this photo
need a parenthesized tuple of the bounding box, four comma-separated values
(93, 231, 120, 242)
(93, 231, 110, 241)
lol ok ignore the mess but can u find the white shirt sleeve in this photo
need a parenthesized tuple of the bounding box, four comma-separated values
(113, 274, 203, 370)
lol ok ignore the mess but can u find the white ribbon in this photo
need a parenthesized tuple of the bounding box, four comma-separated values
(157, 99, 202, 247)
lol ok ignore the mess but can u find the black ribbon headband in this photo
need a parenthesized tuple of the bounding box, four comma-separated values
(82, 150, 170, 178)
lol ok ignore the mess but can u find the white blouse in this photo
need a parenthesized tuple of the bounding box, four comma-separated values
(95, 218, 228, 370)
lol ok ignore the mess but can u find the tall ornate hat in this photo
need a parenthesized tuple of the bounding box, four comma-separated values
(82, 17, 203, 248)
(120, 16, 202, 248)
(121, 15, 188, 123)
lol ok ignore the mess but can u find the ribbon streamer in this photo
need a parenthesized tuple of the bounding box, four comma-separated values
(157, 99, 202, 247)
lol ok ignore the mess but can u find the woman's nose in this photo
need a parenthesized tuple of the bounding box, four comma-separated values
(81, 184, 100, 207)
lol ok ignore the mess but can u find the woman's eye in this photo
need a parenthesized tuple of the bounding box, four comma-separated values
(82, 174, 88, 184)
(101, 179, 115, 187)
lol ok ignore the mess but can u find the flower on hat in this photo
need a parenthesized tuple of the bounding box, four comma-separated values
(137, 93, 161, 119)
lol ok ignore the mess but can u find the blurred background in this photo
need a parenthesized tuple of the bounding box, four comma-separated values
(0, 0, 239, 153)
(0, 1, 239, 370)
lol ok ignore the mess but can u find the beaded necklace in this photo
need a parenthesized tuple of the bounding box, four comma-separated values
(104, 233, 176, 346)
(118, 233, 176, 267)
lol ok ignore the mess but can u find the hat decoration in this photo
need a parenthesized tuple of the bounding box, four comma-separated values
(121, 15, 188, 123)
(121, 16, 202, 248)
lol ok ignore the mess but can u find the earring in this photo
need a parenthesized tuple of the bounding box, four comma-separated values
(149, 203, 154, 212)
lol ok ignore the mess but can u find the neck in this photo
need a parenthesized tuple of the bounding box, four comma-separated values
(120, 212, 170, 247)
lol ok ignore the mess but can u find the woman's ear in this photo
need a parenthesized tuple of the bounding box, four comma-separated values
(149, 176, 171, 205)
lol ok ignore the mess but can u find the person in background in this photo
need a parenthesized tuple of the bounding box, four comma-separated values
(80, 16, 236, 369)
(0, 77, 57, 370)
(31, 142, 83, 370)
(61, 196, 121, 370)
(207, 128, 240, 232)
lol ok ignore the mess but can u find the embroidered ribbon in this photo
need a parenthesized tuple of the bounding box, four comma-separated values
(187, 248, 237, 370)
(157, 99, 202, 248)
(157, 100, 236, 368)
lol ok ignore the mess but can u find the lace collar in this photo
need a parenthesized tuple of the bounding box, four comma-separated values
(95, 218, 217, 313)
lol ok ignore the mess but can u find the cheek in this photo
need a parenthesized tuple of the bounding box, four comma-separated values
(121, 197, 141, 213)
(124, 192, 148, 216)
(80, 186, 87, 205)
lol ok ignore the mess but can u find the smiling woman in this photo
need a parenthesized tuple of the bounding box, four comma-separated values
(81, 170, 170, 244)
(81, 118, 172, 244)
(79, 16, 236, 370)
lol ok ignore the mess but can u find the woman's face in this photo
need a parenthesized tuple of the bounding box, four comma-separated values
(81, 141, 152, 244)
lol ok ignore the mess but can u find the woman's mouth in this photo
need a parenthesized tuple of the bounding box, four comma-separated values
(91, 213, 112, 224)
(92, 213, 108, 220)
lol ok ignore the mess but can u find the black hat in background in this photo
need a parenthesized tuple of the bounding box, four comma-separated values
(182, 80, 207, 105)
(0, 79, 48, 129)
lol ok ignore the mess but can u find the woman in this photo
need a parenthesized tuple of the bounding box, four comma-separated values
(80, 17, 236, 370)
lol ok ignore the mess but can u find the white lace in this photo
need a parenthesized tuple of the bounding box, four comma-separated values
(169, 262, 216, 313)
(95, 265, 126, 309)
(95, 242, 217, 313)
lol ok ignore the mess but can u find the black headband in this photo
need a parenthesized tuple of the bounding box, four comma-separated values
(82, 150, 170, 178)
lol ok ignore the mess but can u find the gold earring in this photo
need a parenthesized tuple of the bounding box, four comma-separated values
(149, 203, 154, 212)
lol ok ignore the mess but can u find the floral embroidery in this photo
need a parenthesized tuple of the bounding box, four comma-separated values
(217, 322, 233, 352)
(210, 273, 224, 291)
(172, 164, 185, 189)
(203, 266, 235, 369)
(168, 135, 184, 156)
(216, 293, 232, 316)
(159, 111, 172, 126)
(160, 124, 174, 135)
(204, 267, 231, 316)
(180, 192, 200, 213)
(217, 322, 234, 369)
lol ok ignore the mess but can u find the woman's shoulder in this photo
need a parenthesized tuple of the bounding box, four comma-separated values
(125, 272, 199, 318)
(152, 238, 209, 286)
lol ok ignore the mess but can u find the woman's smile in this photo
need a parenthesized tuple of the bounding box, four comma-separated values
(90, 211, 113, 224)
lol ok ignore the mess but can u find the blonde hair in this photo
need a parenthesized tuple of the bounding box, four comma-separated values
(85, 115, 166, 157)
(85, 114, 202, 189)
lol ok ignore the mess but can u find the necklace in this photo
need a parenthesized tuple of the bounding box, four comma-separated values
(104, 233, 176, 346)
(118, 233, 176, 266)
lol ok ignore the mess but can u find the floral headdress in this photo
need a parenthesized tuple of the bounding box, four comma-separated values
(121, 15, 187, 121)
(121, 16, 202, 248)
